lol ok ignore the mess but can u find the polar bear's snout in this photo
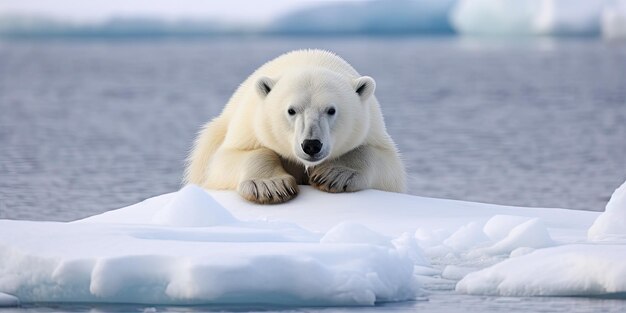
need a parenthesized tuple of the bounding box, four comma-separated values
(301, 139, 323, 156)
(292, 108, 332, 165)
(297, 136, 329, 164)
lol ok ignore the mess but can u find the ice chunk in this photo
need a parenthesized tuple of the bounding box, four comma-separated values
(588, 180, 626, 241)
(415, 228, 452, 248)
(457, 245, 626, 296)
(482, 215, 533, 242)
(602, 1, 626, 40)
(0, 186, 424, 306)
(392, 233, 431, 266)
(152, 185, 236, 227)
(0, 218, 420, 305)
(443, 221, 489, 251)
(1, 184, 613, 303)
(482, 218, 554, 255)
(442, 265, 476, 280)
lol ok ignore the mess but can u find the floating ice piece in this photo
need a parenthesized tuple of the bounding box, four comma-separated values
(415, 228, 452, 248)
(1, 183, 614, 304)
(0, 186, 421, 306)
(456, 244, 626, 296)
(433, 216, 553, 261)
(482, 218, 554, 255)
(442, 265, 476, 280)
(483, 215, 534, 242)
(443, 221, 489, 251)
(588, 180, 626, 241)
(392, 232, 431, 266)
(602, 0, 626, 40)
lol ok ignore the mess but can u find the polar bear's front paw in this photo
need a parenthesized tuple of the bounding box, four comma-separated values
(238, 175, 299, 204)
(309, 166, 364, 193)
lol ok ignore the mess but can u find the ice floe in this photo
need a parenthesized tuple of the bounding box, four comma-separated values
(0, 180, 625, 306)
(0, 186, 418, 306)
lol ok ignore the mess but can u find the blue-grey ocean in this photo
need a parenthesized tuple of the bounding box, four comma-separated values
(0, 37, 625, 312)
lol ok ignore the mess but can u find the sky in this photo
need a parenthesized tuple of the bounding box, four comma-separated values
(0, 0, 365, 24)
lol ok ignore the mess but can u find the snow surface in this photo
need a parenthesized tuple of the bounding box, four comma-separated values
(1, 181, 625, 306)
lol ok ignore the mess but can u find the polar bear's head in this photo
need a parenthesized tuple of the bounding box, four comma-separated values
(253, 68, 375, 166)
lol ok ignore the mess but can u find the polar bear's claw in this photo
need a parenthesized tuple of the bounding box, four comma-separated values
(310, 166, 362, 193)
(238, 176, 298, 204)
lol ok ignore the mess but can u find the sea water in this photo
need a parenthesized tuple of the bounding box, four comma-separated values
(0, 37, 625, 312)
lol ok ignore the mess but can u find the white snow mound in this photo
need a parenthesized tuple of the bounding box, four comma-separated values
(151, 185, 236, 227)
(588, 180, 626, 241)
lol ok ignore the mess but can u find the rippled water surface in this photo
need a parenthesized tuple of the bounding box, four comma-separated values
(1, 37, 625, 220)
(1, 37, 626, 312)
(2, 294, 626, 313)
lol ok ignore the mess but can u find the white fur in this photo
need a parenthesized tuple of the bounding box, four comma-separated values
(185, 49, 406, 204)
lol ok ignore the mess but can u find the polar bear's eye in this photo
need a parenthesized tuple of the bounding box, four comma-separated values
(327, 108, 336, 116)
(287, 108, 296, 116)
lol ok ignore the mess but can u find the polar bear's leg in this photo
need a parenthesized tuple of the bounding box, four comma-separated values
(309, 145, 406, 193)
(184, 117, 229, 186)
(207, 148, 298, 204)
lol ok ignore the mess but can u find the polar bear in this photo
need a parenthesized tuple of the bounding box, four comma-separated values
(185, 49, 406, 204)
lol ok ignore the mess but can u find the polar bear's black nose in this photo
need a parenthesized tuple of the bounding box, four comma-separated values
(302, 139, 323, 156)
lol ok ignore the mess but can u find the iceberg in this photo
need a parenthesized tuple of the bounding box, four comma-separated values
(450, 0, 542, 36)
(451, 0, 608, 36)
(602, 0, 626, 40)
(533, 0, 605, 36)
(269, 0, 456, 35)
(0, 181, 625, 306)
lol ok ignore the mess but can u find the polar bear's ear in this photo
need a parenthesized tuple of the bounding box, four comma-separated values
(354, 76, 376, 101)
(256, 76, 275, 98)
